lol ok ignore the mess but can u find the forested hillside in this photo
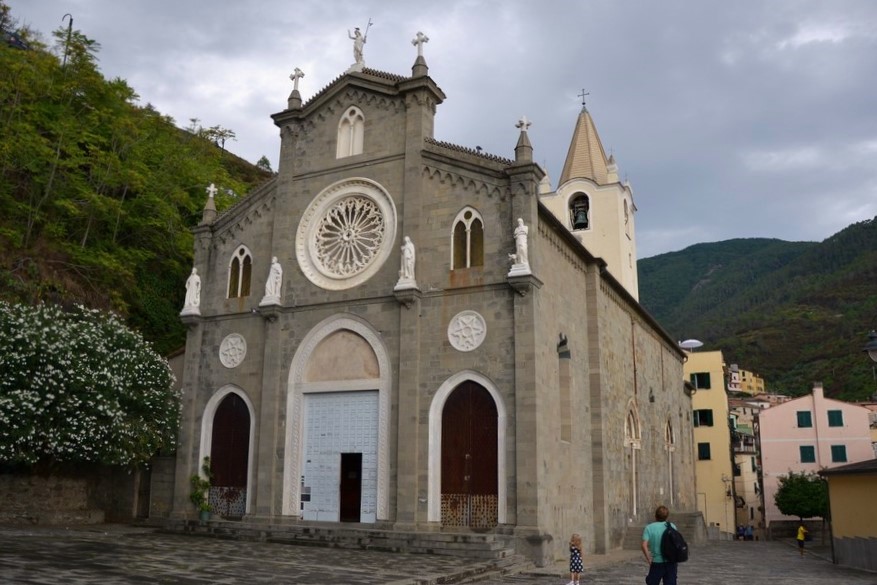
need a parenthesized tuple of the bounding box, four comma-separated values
(639, 217, 877, 401)
(0, 5, 271, 355)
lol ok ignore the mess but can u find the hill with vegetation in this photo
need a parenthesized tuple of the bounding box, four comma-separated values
(0, 5, 272, 355)
(638, 217, 877, 401)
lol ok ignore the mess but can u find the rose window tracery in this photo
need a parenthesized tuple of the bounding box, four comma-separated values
(314, 196, 384, 277)
(296, 178, 397, 291)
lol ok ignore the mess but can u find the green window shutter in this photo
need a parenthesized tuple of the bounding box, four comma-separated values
(799, 446, 815, 463)
(796, 411, 812, 428)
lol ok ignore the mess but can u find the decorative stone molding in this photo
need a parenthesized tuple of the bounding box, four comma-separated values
(296, 178, 397, 290)
(393, 286, 421, 309)
(507, 272, 543, 297)
(447, 310, 487, 352)
(219, 333, 247, 368)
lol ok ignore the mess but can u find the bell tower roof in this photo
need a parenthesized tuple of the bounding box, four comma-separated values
(558, 105, 611, 186)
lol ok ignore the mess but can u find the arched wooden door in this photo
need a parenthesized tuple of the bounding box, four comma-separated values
(441, 381, 498, 528)
(210, 393, 250, 519)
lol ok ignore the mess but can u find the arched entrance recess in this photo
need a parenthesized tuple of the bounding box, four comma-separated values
(283, 315, 391, 522)
(428, 370, 507, 526)
(198, 386, 256, 517)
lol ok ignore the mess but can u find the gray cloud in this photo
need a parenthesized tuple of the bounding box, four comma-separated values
(10, 0, 877, 258)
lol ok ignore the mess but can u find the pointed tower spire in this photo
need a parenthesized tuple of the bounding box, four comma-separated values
(558, 100, 611, 186)
(514, 115, 533, 163)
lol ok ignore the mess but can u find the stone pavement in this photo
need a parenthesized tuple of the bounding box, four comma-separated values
(0, 524, 874, 585)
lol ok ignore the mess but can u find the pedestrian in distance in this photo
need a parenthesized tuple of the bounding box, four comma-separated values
(641, 505, 678, 585)
(796, 523, 808, 557)
(567, 532, 583, 585)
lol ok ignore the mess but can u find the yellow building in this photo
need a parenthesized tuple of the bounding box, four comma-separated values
(728, 364, 765, 395)
(820, 459, 877, 572)
(684, 350, 735, 538)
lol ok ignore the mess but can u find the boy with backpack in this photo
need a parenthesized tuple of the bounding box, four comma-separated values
(641, 505, 688, 585)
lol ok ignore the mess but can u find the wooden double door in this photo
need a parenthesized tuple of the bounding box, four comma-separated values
(209, 393, 250, 518)
(440, 382, 498, 528)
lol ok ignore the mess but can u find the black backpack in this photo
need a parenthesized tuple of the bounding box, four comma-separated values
(660, 521, 689, 563)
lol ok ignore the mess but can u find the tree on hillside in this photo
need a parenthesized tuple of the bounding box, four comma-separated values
(774, 471, 828, 520)
(0, 301, 180, 467)
(0, 2, 268, 355)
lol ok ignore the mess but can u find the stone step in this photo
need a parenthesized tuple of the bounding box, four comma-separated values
(165, 519, 516, 560)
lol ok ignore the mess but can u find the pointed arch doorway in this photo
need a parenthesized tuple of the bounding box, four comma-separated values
(209, 392, 251, 519)
(441, 381, 498, 529)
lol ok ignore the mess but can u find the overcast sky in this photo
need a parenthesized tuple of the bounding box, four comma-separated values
(10, 0, 877, 258)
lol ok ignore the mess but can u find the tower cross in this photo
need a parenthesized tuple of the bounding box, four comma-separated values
(289, 67, 305, 91)
(412, 31, 429, 57)
(578, 88, 590, 106)
(516, 115, 532, 132)
(206, 183, 218, 198)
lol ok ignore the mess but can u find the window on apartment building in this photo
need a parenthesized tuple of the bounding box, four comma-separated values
(697, 442, 711, 460)
(693, 409, 714, 427)
(796, 411, 813, 428)
(827, 410, 843, 427)
(751, 457, 757, 472)
(799, 445, 816, 463)
(831, 445, 847, 463)
(733, 462, 741, 477)
(690, 372, 711, 389)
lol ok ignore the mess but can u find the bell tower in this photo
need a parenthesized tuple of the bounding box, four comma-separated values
(540, 100, 639, 300)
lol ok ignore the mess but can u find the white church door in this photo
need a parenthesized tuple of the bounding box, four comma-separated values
(209, 393, 250, 519)
(301, 390, 379, 523)
(441, 381, 498, 529)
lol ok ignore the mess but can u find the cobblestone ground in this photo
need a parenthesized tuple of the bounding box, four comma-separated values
(0, 525, 874, 585)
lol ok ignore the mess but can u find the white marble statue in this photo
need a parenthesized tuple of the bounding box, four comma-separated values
(400, 236, 415, 280)
(349, 27, 366, 64)
(265, 257, 283, 298)
(395, 236, 418, 292)
(182, 267, 201, 312)
(508, 218, 531, 277)
(514, 218, 529, 265)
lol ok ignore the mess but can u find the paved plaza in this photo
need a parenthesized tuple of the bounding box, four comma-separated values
(0, 524, 874, 585)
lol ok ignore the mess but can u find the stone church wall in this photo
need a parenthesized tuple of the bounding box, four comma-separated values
(530, 217, 597, 561)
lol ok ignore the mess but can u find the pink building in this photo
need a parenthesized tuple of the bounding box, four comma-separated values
(759, 383, 872, 529)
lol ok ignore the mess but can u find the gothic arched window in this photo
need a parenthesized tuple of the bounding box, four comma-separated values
(227, 245, 253, 298)
(451, 207, 484, 269)
(569, 193, 590, 230)
(336, 106, 364, 158)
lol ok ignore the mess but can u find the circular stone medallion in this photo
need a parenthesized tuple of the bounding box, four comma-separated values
(219, 333, 247, 368)
(447, 310, 487, 352)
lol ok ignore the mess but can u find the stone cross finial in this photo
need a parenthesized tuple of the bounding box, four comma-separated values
(289, 68, 305, 91)
(206, 183, 218, 198)
(516, 116, 532, 132)
(412, 31, 429, 57)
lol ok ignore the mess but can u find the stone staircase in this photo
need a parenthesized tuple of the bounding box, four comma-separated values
(621, 511, 706, 550)
(164, 519, 536, 583)
(166, 519, 521, 560)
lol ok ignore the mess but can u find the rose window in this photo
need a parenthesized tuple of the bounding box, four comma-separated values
(296, 178, 397, 290)
(314, 196, 384, 277)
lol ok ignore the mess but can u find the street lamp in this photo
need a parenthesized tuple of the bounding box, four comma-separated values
(865, 331, 877, 363)
(864, 331, 877, 385)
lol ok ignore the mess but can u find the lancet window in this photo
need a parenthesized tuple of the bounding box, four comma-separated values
(227, 245, 253, 298)
(451, 207, 484, 269)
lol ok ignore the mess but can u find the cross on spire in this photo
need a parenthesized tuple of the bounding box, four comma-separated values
(205, 183, 218, 198)
(412, 31, 429, 57)
(289, 67, 305, 91)
(516, 115, 532, 132)
(578, 88, 590, 106)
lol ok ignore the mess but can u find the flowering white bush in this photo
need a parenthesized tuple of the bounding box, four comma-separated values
(0, 301, 180, 466)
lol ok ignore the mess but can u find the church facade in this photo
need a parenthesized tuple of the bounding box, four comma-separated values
(173, 42, 696, 564)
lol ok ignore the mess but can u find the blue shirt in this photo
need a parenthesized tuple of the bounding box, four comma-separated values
(642, 521, 677, 563)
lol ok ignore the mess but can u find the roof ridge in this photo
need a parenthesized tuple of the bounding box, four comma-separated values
(425, 137, 514, 165)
